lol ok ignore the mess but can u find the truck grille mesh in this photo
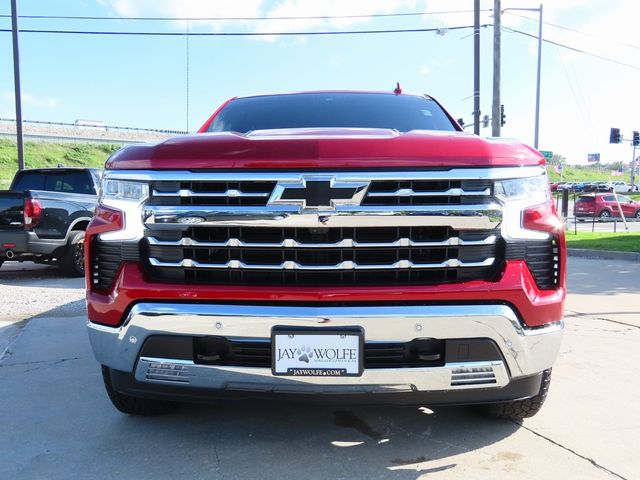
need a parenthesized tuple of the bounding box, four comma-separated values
(143, 226, 502, 286)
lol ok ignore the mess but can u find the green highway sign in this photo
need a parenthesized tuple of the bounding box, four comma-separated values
(540, 150, 554, 160)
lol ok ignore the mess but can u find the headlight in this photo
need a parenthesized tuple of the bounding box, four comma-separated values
(101, 179, 149, 202)
(496, 174, 560, 241)
(495, 175, 550, 206)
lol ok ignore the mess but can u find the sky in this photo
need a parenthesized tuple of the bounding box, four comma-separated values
(1, 0, 640, 165)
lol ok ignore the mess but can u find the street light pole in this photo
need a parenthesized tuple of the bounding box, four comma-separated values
(11, 0, 25, 170)
(491, 0, 501, 137)
(533, 4, 543, 149)
(473, 0, 481, 135)
(501, 5, 543, 149)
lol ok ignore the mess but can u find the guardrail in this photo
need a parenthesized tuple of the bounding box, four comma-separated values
(0, 118, 187, 135)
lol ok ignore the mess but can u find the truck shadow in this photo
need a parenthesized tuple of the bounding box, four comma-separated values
(103, 396, 520, 479)
(0, 261, 84, 289)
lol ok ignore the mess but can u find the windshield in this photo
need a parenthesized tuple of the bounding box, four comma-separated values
(207, 93, 457, 134)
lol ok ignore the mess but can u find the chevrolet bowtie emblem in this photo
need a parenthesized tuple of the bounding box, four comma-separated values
(268, 177, 369, 210)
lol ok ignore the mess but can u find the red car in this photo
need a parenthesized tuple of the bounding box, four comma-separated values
(85, 91, 565, 420)
(574, 193, 640, 219)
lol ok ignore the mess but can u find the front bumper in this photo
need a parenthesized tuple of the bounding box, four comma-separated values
(88, 303, 563, 403)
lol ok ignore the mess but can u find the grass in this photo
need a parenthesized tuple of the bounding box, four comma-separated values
(565, 231, 640, 252)
(0, 139, 121, 188)
(546, 164, 634, 183)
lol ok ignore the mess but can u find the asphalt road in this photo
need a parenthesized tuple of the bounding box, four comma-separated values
(0, 258, 638, 480)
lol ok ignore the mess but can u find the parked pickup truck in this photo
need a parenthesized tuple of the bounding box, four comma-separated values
(86, 91, 565, 419)
(0, 167, 101, 276)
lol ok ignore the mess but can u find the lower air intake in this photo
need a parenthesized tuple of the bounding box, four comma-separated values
(450, 366, 496, 386)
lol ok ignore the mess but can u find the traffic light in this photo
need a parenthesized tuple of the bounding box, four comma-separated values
(500, 104, 506, 126)
(633, 131, 640, 146)
(482, 115, 489, 128)
(610, 127, 621, 144)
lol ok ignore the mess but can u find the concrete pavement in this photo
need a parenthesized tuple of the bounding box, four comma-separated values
(0, 258, 638, 479)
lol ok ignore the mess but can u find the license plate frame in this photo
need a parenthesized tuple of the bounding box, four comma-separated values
(271, 327, 364, 377)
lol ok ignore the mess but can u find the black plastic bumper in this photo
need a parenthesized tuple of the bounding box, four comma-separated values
(107, 367, 544, 407)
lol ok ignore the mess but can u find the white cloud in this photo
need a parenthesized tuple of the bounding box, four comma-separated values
(99, 0, 264, 30)
(254, 0, 426, 41)
(419, 65, 430, 76)
(101, 0, 430, 40)
(2, 91, 59, 110)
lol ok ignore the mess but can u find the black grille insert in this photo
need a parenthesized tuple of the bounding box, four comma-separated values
(91, 239, 140, 290)
(505, 237, 560, 290)
(150, 181, 276, 206)
(362, 179, 493, 206)
(143, 226, 502, 286)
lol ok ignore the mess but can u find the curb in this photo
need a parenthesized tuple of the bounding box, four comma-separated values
(568, 248, 640, 262)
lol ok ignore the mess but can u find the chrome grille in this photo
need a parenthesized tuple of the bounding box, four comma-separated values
(150, 181, 276, 206)
(120, 169, 526, 287)
(144, 226, 501, 286)
(362, 179, 492, 205)
(149, 178, 492, 207)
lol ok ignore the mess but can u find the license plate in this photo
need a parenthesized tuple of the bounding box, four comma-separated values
(271, 328, 363, 377)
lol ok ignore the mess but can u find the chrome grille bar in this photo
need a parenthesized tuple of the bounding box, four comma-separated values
(147, 235, 497, 249)
(152, 189, 271, 198)
(143, 204, 503, 229)
(367, 187, 491, 197)
(148, 257, 495, 270)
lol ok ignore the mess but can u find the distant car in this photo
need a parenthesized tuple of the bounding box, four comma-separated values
(550, 182, 559, 192)
(611, 181, 636, 193)
(595, 182, 613, 192)
(574, 193, 640, 219)
(571, 182, 585, 192)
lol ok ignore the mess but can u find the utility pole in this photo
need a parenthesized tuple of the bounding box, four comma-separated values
(533, 4, 543, 149)
(473, 0, 481, 135)
(11, 0, 25, 170)
(631, 147, 636, 190)
(491, 0, 501, 137)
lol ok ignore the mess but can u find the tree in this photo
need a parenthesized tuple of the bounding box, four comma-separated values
(549, 153, 566, 165)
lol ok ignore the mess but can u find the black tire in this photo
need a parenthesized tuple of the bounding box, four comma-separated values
(59, 230, 85, 277)
(102, 366, 179, 416)
(0, 260, 3, 270)
(478, 369, 552, 421)
(598, 210, 611, 219)
(635, 210, 640, 219)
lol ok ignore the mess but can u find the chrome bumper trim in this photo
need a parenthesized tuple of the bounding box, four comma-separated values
(134, 358, 509, 393)
(88, 303, 563, 391)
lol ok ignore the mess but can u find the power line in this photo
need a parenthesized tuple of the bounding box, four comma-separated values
(0, 9, 491, 22)
(504, 11, 640, 51)
(0, 24, 482, 37)
(502, 26, 640, 71)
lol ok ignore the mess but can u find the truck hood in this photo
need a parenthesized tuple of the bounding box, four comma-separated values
(106, 128, 544, 170)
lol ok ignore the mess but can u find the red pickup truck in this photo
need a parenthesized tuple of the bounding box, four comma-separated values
(86, 91, 565, 419)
